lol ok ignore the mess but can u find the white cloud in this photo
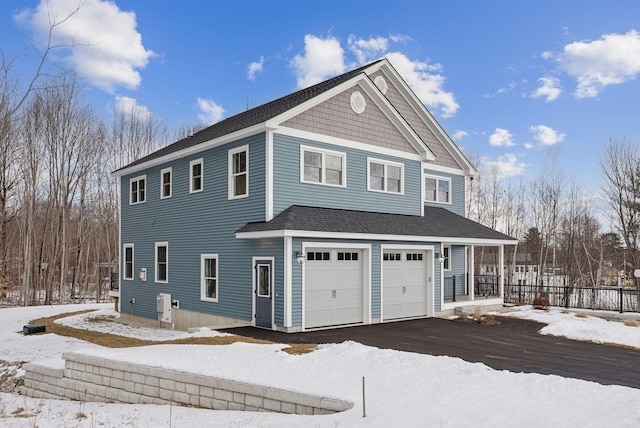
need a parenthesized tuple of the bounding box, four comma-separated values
(15, 0, 154, 92)
(386, 52, 459, 117)
(197, 98, 225, 125)
(524, 143, 534, 149)
(541, 51, 553, 60)
(114, 96, 151, 120)
(348, 35, 388, 64)
(479, 153, 527, 179)
(291, 34, 346, 89)
(557, 30, 640, 98)
(529, 125, 565, 146)
(489, 128, 515, 147)
(452, 130, 468, 140)
(248, 56, 264, 81)
(531, 76, 562, 102)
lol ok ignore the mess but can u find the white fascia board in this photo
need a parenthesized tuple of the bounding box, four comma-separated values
(371, 62, 477, 176)
(112, 123, 268, 178)
(422, 162, 465, 176)
(277, 127, 423, 162)
(236, 229, 518, 245)
(266, 74, 435, 162)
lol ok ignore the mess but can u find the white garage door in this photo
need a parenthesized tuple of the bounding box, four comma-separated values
(305, 249, 363, 329)
(383, 250, 428, 320)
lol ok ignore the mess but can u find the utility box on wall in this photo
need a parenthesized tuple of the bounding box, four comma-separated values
(157, 293, 172, 323)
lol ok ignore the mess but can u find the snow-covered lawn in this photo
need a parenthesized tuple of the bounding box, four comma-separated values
(0, 304, 639, 427)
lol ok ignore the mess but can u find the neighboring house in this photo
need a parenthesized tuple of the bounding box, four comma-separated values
(113, 58, 517, 332)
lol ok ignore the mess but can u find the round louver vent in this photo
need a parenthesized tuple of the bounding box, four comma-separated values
(350, 91, 366, 114)
(374, 75, 388, 94)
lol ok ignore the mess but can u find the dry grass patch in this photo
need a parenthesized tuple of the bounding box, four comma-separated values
(623, 318, 639, 327)
(28, 311, 318, 353)
(575, 311, 589, 318)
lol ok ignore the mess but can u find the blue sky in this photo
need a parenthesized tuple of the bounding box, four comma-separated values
(2, 0, 639, 208)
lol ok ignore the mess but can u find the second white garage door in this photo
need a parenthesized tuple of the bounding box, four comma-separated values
(305, 249, 364, 329)
(382, 250, 429, 320)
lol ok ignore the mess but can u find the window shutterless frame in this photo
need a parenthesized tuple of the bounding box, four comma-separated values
(129, 175, 146, 204)
(155, 242, 168, 283)
(190, 158, 203, 193)
(300, 145, 346, 187)
(424, 174, 452, 204)
(201, 254, 219, 301)
(367, 157, 403, 194)
(228, 145, 249, 199)
(123, 244, 134, 280)
(160, 167, 172, 199)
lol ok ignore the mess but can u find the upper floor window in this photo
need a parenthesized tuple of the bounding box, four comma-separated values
(155, 242, 168, 283)
(229, 145, 248, 199)
(190, 159, 203, 193)
(123, 244, 134, 280)
(301, 146, 346, 187)
(368, 158, 403, 194)
(160, 167, 172, 199)
(425, 175, 451, 204)
(130, 175, 146, 204)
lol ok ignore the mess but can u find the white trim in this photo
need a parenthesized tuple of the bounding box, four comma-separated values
(154, 242, 168, 283)
(160, 167, 172, 199)
(284, 236, 292, 327)
(252, 256, 275, 329)
(380, 244, 435, 321)
(200, 253, 219, 302)
(117, 176, 122, 303)
(228, 145, 249, 200)
(423, 162, 465, 175)
(442, 244, 451, 271)
(300, 145, 347, 188)
(424, 174, 452, 205)
(266, 131, 274, 221)
(189, 158, 203, 193)
(129, 175, 146, 205)
(236, 229, 518, 245)
(367, 157, 404, 195)
(301, 242, 371, 331)
(277, 127, 423, 162)
(112, 123, 267, 178)
(123, 243, 134, 280)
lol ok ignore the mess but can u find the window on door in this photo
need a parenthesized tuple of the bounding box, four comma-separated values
(257, 264, 270, 297)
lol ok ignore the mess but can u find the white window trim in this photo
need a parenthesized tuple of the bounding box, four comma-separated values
(189, 158, 203, 193)
(367, 157, 404, 195)
(160, 167, 172, 199)
(228, 145, 249, 200)
(155, 242, 168, 283)
(300, 145, 347, 188)
(123, 244, 134, 280)
(424, 174, 452, 204)
(129, 175, 146, 205)
(201, 253, 219, 302)
(443, 244, 451, 271)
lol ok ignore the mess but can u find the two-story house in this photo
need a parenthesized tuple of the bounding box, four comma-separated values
(113, 58, 516, 332)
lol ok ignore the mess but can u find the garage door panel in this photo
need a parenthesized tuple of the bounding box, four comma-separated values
(305, 248, 364, 329)
(383, 250, 428, 320)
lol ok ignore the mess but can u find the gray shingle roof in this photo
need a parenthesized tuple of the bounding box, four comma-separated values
(116, 59, 385, 172)
(236, 205, 516, 242)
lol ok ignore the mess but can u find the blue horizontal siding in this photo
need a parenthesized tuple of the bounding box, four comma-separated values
(273, 134, 422, 217)
(423, 169, 466, 216)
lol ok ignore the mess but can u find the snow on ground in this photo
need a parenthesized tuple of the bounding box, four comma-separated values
(0, 303, 639, 427)
(503, 306, 640, 349)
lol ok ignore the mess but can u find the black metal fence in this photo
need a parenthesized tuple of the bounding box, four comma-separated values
(504, 283, 640, 313)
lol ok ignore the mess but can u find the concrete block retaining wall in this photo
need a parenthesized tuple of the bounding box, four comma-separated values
(20, 351, 352, 415)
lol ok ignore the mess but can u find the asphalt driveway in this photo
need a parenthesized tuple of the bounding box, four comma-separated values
(224, 316, 640, 389)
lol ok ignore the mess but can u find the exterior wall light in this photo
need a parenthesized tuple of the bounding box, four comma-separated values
(296, 250, 305, 264)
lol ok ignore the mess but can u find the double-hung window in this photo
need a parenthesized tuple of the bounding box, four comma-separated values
(367, 158, 403, 194)
(160, 167, 172, 199)
(443, 245, 451, 271)
(425, 175, 451, 204)
(123, 244, 134, 280)
(301, 146, 346, 187)
(201, 254, 218, 301)
(229, 145, 248, 199)
(190, 159, 203, 193)
(130, 175, 146, 204)
(155, 242, 168, 283)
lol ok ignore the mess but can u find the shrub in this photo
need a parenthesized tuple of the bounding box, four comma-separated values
(575, 311, 588, 318)
(533, 297, 550, 310)
(623, 319, 639, 327)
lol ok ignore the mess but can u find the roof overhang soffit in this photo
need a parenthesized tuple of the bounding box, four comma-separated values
(266, 74, 436, 162)
(366, 60, 477, 176)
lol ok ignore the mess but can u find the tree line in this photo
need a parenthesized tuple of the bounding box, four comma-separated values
(467, 141, 640, 288)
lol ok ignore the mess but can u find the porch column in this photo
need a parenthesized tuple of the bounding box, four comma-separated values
(499, 245, 504, 298)
(469, 245, 475, 301)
